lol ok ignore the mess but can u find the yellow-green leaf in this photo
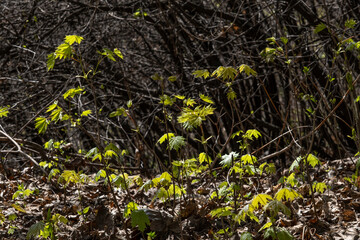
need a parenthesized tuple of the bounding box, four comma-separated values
(114, 48, 123, 59)
(158, 133, 175, 144)
(81, 110, 92, 117)
(275, 188, 302, 201)
(241, 154, 257, 165)
(251, 194, 272, 210)
(12, 204, 27, 213)
(199, 94, 214, 104)
(64, 35, 84, 45)
(306, 154, 320, 167)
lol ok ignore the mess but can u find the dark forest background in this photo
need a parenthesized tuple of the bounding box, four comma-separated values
(1, 0, 360, 172)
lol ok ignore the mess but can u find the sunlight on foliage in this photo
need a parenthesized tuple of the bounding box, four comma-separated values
(275, 188, 302, 201)
(238, 64, 257, 76)
(157, 133, 175, 144)
(212, 66, 237, 80)
(199, 94, 214, 104)
(305, 154, 320, 167)
(177, 105, 215, 130)
(220, 151, 240, 167)
(0, 106, 10, 118)
(63, 87, 84, 100)
(192, 69, 210, 79)
(312, 182, 328, 193)
(241, 154, 257, 165)
(251, 194, 272, 210)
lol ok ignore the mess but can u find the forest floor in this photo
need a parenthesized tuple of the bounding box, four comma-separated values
(0, 156, 360, 240)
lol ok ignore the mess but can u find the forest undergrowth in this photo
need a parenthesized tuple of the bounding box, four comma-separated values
(1, 30, 360, 240)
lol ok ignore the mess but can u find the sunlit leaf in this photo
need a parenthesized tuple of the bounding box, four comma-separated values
(64, 35, 84, 45)
(81, 110, 92, 117)
(192, 69, 210, 79)
(275, 188, 302, 201)
(220, 152, 239, 167)
(238, 64, 257, 76)
(114, 48, 123, 59)
(169, 136, 186, 151)
(199, 94, 214, 104)
(251, 194, 272, 210)
(241, 154, 257, 165)
(305, 154, 320, 168)
(158, 133, 175, 144)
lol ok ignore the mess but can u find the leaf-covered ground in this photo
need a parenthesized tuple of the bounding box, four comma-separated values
(1, 156, 360, 240)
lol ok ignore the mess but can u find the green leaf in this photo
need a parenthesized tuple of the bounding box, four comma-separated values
(251, 194, 272, 210)
(12, 204, 26, 213)
(199, 94, 214, 104)
(183, 98, 196, 107)
(227, 88, 237, 100)
(85, 147, 99, 159)
(220, 152, 239, 167)
(160, 94, 176, 106)
(241, 154, 257, 165)
(243, 129, 261, 140)
(231, 130, 244, 139)
(124, 202, 139, 218)
(212, 66, 237, 81)
(55, 43, 73, 60)
(168, 184, 185, 197)
(47, 52, 56, 71)
(104, 149, 118, 158)
(275, 188, 302, 201)
(157, 133, 175, 144)
(265, 163, 276, 174)
(63, 87, 84, 100)
(81, 110, 92, 117)
(281, 37, 288, 45)
(314, 23, 327, 33)
(174, 95, 185, 100)
(27, 221, 45, 240)
(131, 210, 150, 232)
(238, 64, 257, 76)
(159, 171, 172, 185)
(240, 232, 253, 240)
(177, 105, 215, 130)
(139, 180, 154, 192)
(266, 37, 276, 44)
(312, 182, 328, 193)
(265, 227, 293, 240)
(99, 48, 116, 61)
(286, 173, 298, 187)
(345, 19, 356, 29)
(114, 48, 124, 59)
(192, 69, 210, 79)
(264, 200, 291, 218)
(259, 222, 272, 232)
(109, 107, 128, 117)
(305, 154, 320, 167)
(0, 106, 10, 118)
(289, 157, 301, 171)
(169, 136, 186, 151)
(64, 35, 84, 45)
(199, 152, 211, 164)
(168, 76, 177, 82)
(95, 169, 106, 182)
(49, 107, 62, 122)
(35, 117, 49, 134)
(210, 207, 233, 217)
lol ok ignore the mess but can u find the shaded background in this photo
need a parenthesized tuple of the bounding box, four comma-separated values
(1, 0, 360, 172)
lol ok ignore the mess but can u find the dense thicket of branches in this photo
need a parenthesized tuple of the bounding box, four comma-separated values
(1, 0, 360, 172)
